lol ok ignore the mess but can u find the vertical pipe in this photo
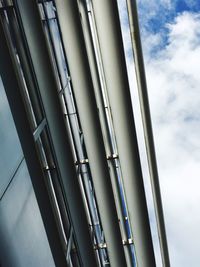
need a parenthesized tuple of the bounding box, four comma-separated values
(0, 15, 67, 267)
(126, 0, 170, 266)
(5, 6, 72, 246)
(77, 2, 133, 266)
(54, 1, 127, 266)
(91, 0, 156, 266)
(14, 1, 97, 266)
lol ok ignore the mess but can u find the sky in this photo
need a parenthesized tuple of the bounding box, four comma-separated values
(118, 0, 200, 266)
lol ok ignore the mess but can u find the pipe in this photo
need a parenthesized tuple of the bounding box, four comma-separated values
(0, 14, 67, 267)
(54, 0, 127, 266)
(13, 1, 97, 266)
(77, 1, 134, 265)
(126, 0, 170, 266)
(91, 0, 156, 265)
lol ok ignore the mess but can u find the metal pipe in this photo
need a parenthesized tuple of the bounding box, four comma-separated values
(54, 1, 127, 266)
(125, 0, 170, 266)
(13, 1, 97, 266)
(4, 4, 59, 186)
(91, 0, 156, 265)
(77, 2, 134, 266)
(4, 4, 43, 125)
(0, 15, 67, 267)
(40, 4, 107, 264)
(5, 4, 73, 250)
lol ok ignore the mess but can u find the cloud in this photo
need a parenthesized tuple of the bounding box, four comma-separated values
(140, 11, 200, 267)
(118, 1, 200, 265)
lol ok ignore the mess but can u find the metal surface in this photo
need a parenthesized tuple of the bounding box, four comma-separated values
(39, 2, 108, 265)
(14, 1, 97, 266)
(91, 0, 156, 265)
(77, 2, 135, 266)
(126, 0, 170, 266)
(33, 118, 47, 141)
(4, 5, 72, 250)
(66, 227, 73, 264)
(54, 0, 127, 266)
(0, 16, 66, 267)
(4, 3, 74, 258)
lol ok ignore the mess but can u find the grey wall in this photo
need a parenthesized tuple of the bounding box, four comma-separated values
(0, 78, 55, 267)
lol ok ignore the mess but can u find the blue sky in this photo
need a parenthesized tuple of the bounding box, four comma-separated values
(137, 0, 200, 55)
(138, 0, 200, 32)
(118, 0, 200, 266)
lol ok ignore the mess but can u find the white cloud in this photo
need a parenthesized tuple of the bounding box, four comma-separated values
(142, 12, 200, 267)
(118, 1, 200, 265)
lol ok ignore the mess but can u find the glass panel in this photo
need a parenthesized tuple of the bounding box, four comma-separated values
(0, 77, 23, 198)
(0, 160, 55, 267)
